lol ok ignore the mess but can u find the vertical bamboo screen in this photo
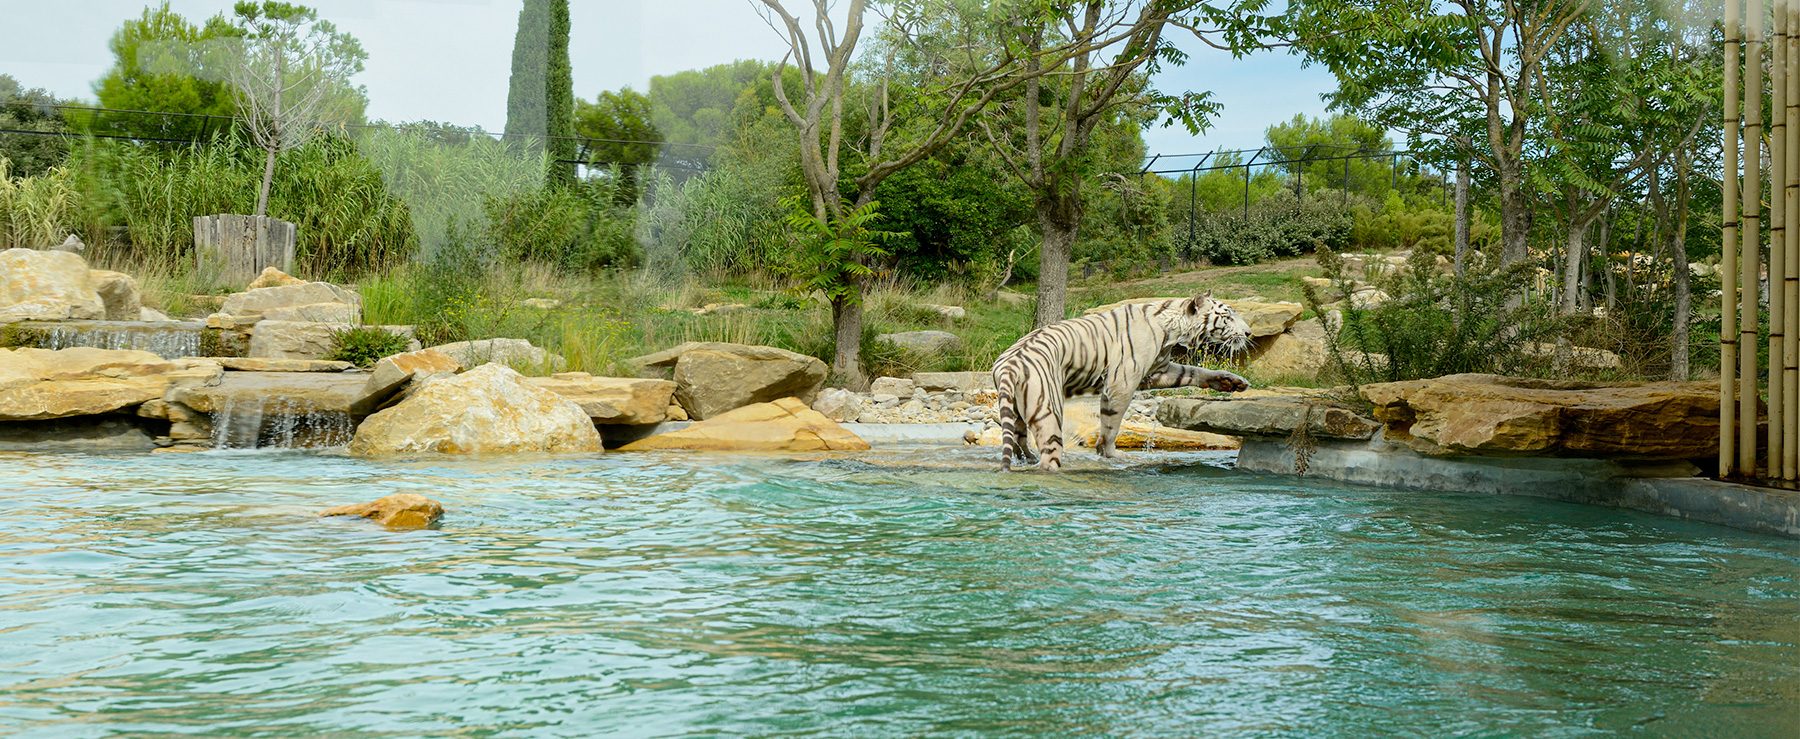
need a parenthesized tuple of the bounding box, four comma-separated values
(1723, 0, 1800, 481)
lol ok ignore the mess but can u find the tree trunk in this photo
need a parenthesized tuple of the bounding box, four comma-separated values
(1498, 160, 1531, 267)
(830, 292, 867, 390)
(1454, 160, 1470, 276)
(1034, 190, 1080, 328)
(256, 146, 277, 218)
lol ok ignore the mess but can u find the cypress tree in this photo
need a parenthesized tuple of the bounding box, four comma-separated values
(544, 0, 574, 186)
(502, 0, 574, 187)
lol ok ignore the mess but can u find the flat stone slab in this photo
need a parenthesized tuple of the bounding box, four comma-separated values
(1158, 396, 1381, 440)
(912, 371, 994, 392)
(524, 373, 675, 425)
(171, 371, 374, 415)
(217, 357, 354, 372)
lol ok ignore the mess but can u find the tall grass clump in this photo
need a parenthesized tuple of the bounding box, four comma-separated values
(0, 157, 75, 249)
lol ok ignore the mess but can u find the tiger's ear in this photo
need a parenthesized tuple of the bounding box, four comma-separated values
(1188, 291, 1211, 314)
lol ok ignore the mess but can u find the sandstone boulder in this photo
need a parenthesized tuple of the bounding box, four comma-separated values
(347, 363, 602, 455)
(425, 338, 564, 373)
(319, 493, 444, 529)
(0, 347, 178, 421)
(620, 397, 869, 452)
(172, 370, 369, 415)
(1243, 318, 1327, 380)
(359, 349, 463, 405)
(1157, 395, 1382, 440)
(913, 371, 995, 392)
(246, 266, 306, 291)
(876, 330, 962, 355)
(524, 372, 675, 425)
(1062, 399, 1239, 451)
(248, 320, 348, 360)
(811, 387, 860, 423)
(222, 281, 361, 324)
(869, 376, 915, 396)
(217, 357, 354, 372)
(629, 342, 827, 420)
(140, 307, 174, 322)
(921, 303, 965, 320)
(0, 248, 104, 322)
(1358, 374, 1720, 459)
(88, 270, 142, 321)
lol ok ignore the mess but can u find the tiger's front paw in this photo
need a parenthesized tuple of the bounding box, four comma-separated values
(1203, 371, 1249, 393)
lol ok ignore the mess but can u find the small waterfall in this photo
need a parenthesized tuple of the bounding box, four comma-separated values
(37, 321, 205, 359)
(210, 396, 355, 450)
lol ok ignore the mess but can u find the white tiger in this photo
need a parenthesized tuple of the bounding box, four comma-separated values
(991, 294, 1253, 471)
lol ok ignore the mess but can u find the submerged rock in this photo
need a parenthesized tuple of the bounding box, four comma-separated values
(347, 363, 602, 455)
(524, 372, 675, 425)
(319, 493, 444, 529)
(630, 342, 826, 420)
(0, 248, 105, 322)
(620, 397, 869, 452)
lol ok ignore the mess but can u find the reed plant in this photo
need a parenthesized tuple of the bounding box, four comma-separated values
(0, 158, 75, 250)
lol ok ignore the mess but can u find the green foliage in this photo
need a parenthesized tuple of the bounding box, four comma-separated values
(484, 176, 638, 271)
(91, 2, 242, 142)
(0, 158, 76, 250)
(1264, 114, 1395, 197)
(574, 87, 661, 170)
(503, 0, 573, 185)
(1187, 192, 1351, 265)
(0, 76, 71, 177)
(648, 60, 797, 155)
(779, 196, 902, 304)
(1303, 246, 1557, 384)
(355, 124, 545, 262)
(872, 153, 1032, 280)
(324, 325, 410, 367)
(544, 0, 574, 186)
(64, 133, 411, 275)
(634, 117, 795, 277)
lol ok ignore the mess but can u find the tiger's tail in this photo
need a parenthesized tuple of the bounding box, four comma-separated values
(996, 365, 1022, 472)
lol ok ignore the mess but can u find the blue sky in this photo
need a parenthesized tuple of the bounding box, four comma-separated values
(2, 0, 1339, 155)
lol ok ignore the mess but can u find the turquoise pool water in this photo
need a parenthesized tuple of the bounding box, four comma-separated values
(0, 447, 1795, 738)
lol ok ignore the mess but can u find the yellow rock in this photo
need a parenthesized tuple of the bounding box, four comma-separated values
(319, 493, 444, 529)
(0, 347, 176, 421)
(1359, 374, 1721, 459)
(525, 373, 675, 424)
(620, 397, 869, 452)
(348, 363, 603, 455)
(246, 266, 307, 290)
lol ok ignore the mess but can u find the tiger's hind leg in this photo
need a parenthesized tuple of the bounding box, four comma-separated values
(1094, 384, 1133, 459)
(1028, 394, 1066, 471)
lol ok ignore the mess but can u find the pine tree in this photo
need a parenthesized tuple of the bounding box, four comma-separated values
(503, 0, 574, 187)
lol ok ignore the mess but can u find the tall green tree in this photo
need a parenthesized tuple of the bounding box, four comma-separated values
(1263, 113, 1392, 197)
(1294, 0, 1594, 269)
(504, 0, 574, 186)
(92, 2, 242, 142)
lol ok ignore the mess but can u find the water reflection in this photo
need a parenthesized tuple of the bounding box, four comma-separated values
(0, 447, 1793, 738)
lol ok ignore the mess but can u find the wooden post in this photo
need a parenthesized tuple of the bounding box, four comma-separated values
(1744, 0, 1765, 477)
(193, 214, 297, 288)
(1724, 0, 1741, 477)
(1771, 0, 1786, 477)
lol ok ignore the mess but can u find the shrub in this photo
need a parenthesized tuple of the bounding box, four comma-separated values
(1303, 246, 1562, 384)
(1187, 192, 1351, 265)
(325, 326, 412, 368)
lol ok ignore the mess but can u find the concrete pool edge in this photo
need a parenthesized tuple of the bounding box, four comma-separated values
(1237, 437, 1800, 539)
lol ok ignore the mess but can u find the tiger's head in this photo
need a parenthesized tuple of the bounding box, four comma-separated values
(1168, 292, 1253, 358)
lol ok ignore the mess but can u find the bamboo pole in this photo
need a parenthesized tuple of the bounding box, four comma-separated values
(1772, 0, 1787, 477)
(1786, 0, 1800, 480)
(1724, 0, 1742, 478)
(1745, 0, 1765, 477)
